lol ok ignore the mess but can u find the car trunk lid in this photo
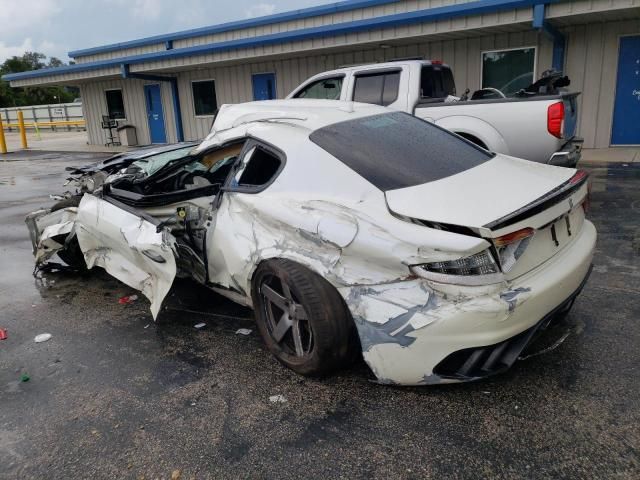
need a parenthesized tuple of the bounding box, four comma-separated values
(385, 155, 575, 230)
(385, 155, 589, 277)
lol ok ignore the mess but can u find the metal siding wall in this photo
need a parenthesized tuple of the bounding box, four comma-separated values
(564, 18, 640, 148)
(170, 30, 552, 142)
(70, 0, 475, 63)
(75, 17, 640, 148)
(80, 77, 178, 145)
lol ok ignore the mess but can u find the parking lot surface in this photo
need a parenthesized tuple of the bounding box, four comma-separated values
(1, 151, 639, 479)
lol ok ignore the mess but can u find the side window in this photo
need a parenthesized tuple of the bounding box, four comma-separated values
(230, 145, 283, 192)
(105, 89, 126, 119)
(353, 71, 400, 106)
(192, 80, 218, 116)
(294, 77, 343, 100)
(421, 66, 456, 99)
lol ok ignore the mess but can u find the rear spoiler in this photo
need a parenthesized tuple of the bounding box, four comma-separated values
(484, 170, 588, 231)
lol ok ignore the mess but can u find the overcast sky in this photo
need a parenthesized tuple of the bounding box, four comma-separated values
(0, 0, 331, 63)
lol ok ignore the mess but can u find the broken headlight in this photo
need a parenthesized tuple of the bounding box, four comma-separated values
(411, 250, 503, 285)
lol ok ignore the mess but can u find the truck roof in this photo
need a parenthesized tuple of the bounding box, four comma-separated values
(311, 59, 450, 77)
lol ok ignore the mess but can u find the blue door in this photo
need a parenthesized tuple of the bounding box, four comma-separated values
(611, 36, 640, 145)
(252, 73, 277, 100)
(144, 84, 167, 144)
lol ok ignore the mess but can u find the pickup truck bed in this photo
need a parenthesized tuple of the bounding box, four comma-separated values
(287, 60, 582, 167)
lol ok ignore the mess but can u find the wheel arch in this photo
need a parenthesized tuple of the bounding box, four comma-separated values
(434, 115, 509, 154)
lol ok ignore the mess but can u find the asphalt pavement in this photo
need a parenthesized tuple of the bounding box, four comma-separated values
(0, 151, 638, 479)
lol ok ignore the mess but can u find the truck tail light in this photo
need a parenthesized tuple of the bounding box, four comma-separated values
(547, 101, 564, 138)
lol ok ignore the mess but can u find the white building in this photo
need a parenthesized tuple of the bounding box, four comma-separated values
(3, 0, 639, 148)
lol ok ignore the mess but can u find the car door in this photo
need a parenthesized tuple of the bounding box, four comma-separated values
(74, 194, 177, 319)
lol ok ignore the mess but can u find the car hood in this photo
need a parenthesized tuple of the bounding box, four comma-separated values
(65, 143, 197, 175)
(384, 154, 575, 230)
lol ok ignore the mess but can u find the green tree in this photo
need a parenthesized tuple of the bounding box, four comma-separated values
(0, 51, 79, 107)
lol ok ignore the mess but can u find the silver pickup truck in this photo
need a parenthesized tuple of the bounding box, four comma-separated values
(287, 60, 582, 167)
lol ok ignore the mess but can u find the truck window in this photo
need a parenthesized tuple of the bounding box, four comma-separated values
(294, 77, 343, 100)
(353, 71, 400, 106)
(420, 65, 456, 99)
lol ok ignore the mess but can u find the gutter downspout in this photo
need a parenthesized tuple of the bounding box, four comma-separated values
(121, 64, 184, 142)
(532, 3, 565, 72)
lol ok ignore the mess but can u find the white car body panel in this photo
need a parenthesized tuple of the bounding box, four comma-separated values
(75, 195, 177, 319)
(26, 100, 596, 385)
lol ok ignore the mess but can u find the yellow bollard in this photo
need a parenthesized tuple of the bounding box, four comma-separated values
(0, 116, 7, 154)
(17, 110, 28, 149)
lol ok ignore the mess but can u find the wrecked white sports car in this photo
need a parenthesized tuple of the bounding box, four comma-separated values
(26, 100, 596, 385)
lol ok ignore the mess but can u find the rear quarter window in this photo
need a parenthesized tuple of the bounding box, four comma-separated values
(309, 112, 493, 191)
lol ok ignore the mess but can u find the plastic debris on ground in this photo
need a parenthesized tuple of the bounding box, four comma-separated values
(171, 470, 181, 480)
(118, 294, 138, 304)
(269, 394, 287, 403)
(144, 324, 150, 329)
(235, 328, 252, 335)
(194, 322, 207, 329)
(21, 374, 30, 382)
(0, 328, 7, 340)
(34, 333, 52, 343)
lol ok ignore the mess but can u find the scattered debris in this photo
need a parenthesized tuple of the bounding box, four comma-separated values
(144, 324, 150, 329)
(0, 328, 7, 340)
(235, 328, 252, 335)
(34, 333, 52, 343)
(191, 402, 196, 406)
(118, 294, 138, 304)
(194, 322, 206, 329)
(171, 470, 181, 480)
(20, 374, 30, 382)
(269, 394, 287, 403)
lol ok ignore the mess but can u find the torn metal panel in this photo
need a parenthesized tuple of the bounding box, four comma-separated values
(25, 207, 78, 264)
(75, 195, 177, 319)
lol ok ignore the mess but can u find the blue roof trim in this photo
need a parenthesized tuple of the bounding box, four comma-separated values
(68, 0, 401, 58)
(3, 0, 553, 82)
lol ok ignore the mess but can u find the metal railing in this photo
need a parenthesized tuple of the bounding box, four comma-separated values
(2, 102, 84, 132)
(0, 103, 86, 153)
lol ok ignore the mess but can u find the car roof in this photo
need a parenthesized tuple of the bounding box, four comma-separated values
(195, 99, 391, 153)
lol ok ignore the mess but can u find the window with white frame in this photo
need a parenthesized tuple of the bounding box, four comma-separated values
(192, 80, 218, 116)
(105, 89, 125, 119)
(481, 47, 536, 96)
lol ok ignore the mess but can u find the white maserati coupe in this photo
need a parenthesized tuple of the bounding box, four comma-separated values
(26, 100, 596, 385)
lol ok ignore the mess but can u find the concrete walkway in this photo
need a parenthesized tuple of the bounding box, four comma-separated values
(580, 147, 640, 164)
(2, 130, 130, 153)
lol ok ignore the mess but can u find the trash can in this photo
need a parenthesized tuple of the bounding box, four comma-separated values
(117, 125, 138, 146)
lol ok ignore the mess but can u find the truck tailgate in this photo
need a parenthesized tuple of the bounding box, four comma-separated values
(562, 92, 579, 139)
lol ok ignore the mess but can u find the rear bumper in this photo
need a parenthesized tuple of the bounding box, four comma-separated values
(548, 137, 583, 167)
(433, 264, 592, 381)
(341, 220, 596, 386)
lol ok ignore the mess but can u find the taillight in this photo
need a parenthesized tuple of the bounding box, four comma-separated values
(568, 169, 590, 213)
(493, 227, 534, 247)
(569, 169, 588, 185)
(547, 101, 564, 138)
(410, 250, 504, 285)
(493, 227, 535, 273)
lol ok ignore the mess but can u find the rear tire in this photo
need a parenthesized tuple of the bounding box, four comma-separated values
(252, 259, 358, 376)
(51, 196, 86, 269)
